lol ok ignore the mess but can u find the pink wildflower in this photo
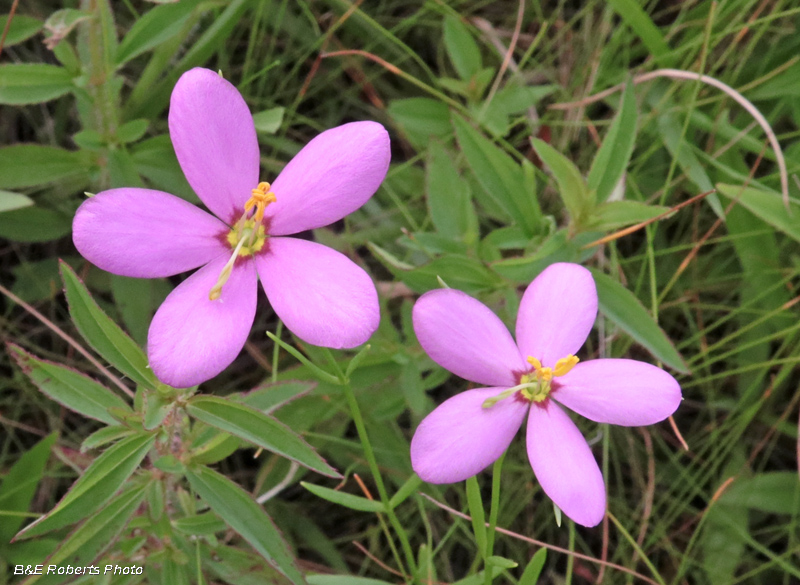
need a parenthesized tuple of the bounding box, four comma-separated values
(410, 263, 682, 527)
(73, 68, 390, 388)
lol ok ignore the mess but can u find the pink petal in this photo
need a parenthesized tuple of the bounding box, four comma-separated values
(526, 401, 605, 527)
(516, 263, 597, 367)
(169, 68, 260, 224)
(148, 256, 257, 387)
(552, 359, 682, 426)
(411, 388, 528, 483)
(413, 289, 525, 387)
(255, 237, 378, 348)
(73, 188, 229, 278)
(265, 122, 390, 236)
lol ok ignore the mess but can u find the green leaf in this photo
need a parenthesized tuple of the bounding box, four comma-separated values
(81, 425, 135, 452)
(388, 97, 451, 150)
(0, 206, 72, 243)
(388, 474, 423, 510)
(587, 81, 638, 202)
(454, 115, 541, 236)
(8, 344, 130, 425)
(717, 184, 800, 244)
(252, 107, 285, 134)
(530, 137, 593, 222)
(43, 8, 92, 49)
(0, 145, 88, 189)
(186, 395, 339, 478)
(143, 390, 174, 430)
(426, 141, 477, 242)
(185, 466, 305, 584)
(0, 64, 73, 105)
(606, 0, 673, 64)
(401, 254, 501, 294)
(173, 511, 227, 535)
(0, 190, 33, 213)
(116, 0, 202, 65)
(719, 472, 800, 514)
(519, 548, 547, 585)
(443, 15, 481, 80)
(117, 119, 149, 144)
(0, 433, 57, 542)
(131, 135, 197, 202)
(15, 433, 155, 540)
(466, 476, 487, 556)
(60, 261, 157, 389)
(589, 269, 688, 373)
(308, 577, 395, 585)
(26, 483, 147, 585)
(238, 381, 315, 414)
(588, 200, 669, 231)
(301, 482, 385, 513)
(0, 14, 43, 47)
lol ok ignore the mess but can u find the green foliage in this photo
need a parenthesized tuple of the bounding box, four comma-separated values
(3, 1, 800, 583)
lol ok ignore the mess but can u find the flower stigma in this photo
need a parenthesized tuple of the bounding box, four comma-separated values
(208, 182, 277, 301)
(481, 354, 580, 408)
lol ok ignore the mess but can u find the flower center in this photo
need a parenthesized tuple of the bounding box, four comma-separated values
(208, 182, 277, 301)
(481, 354, 579, 408)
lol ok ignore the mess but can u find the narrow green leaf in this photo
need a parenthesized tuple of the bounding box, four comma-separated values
(717, 184, 800, 244)
(719, 472, 800, 514)
(465, 476, 487, 556)
(0, 190, 33, 213)
(15, 433, 154, 540)
(427, 141, 477, 242)
(0, 64, 73, 105)
(454, 115, 540, 235)
(238, 381, 315, 414)
(9, 344, 130, 425)
(186, 396, 339, 478)
(519, 548, 547, 585)
(252, 107, 285, 134)
(185, 466, 305, 584)
(400, 254, 501, 294)
(301, 482, 385, 513)
(81, 425, 135, 452)
(388, 97, 452, 150)
(0, 206, 72, 242)
(116, 0, 202, 65)
(60, 261, 156, 389)
(590, 269, 689, 373)
(173, 511, 227, 535)
(530, 137, 593, 221)
(143, 390, 174, 430)
(116, 119, 149, 144)
(0, 145, 88, 189)
(0, 14, 42, 47)
(606, 0, 673, 64)
(26, 484, 147, 585)
(389, 474, 423, 509)
(588, 200, 669, 231)
(0, 433, 57, 542)
(443, 15, 482, 80)
(587, 81, 638, 202)
(308, 577, 395, 585)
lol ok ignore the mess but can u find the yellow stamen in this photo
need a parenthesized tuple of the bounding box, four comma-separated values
(245, 182, 277, 223)
(553, 355, 580, 377)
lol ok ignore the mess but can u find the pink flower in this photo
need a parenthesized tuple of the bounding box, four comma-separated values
(73, 68, 390, 388)
(410, 263, 682, 527)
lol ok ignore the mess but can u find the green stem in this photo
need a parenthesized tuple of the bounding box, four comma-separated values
(322, 348, 418, 579)
(565, 520, 575, 585)
(270, 321, 283, 383)
(484, 452, 506, 585)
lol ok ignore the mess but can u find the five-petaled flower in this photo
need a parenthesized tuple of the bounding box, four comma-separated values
(410, 263, 682, 527)
(73, 68, 390, 388)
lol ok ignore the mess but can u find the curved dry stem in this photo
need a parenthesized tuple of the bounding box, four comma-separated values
(0, 282, 135, 399)
(551, 68, 789, 209)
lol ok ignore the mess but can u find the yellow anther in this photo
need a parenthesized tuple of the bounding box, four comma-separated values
(526, 356, 553, 381)
(553, 355, 580, 377)
(245, 182, 277, 223)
